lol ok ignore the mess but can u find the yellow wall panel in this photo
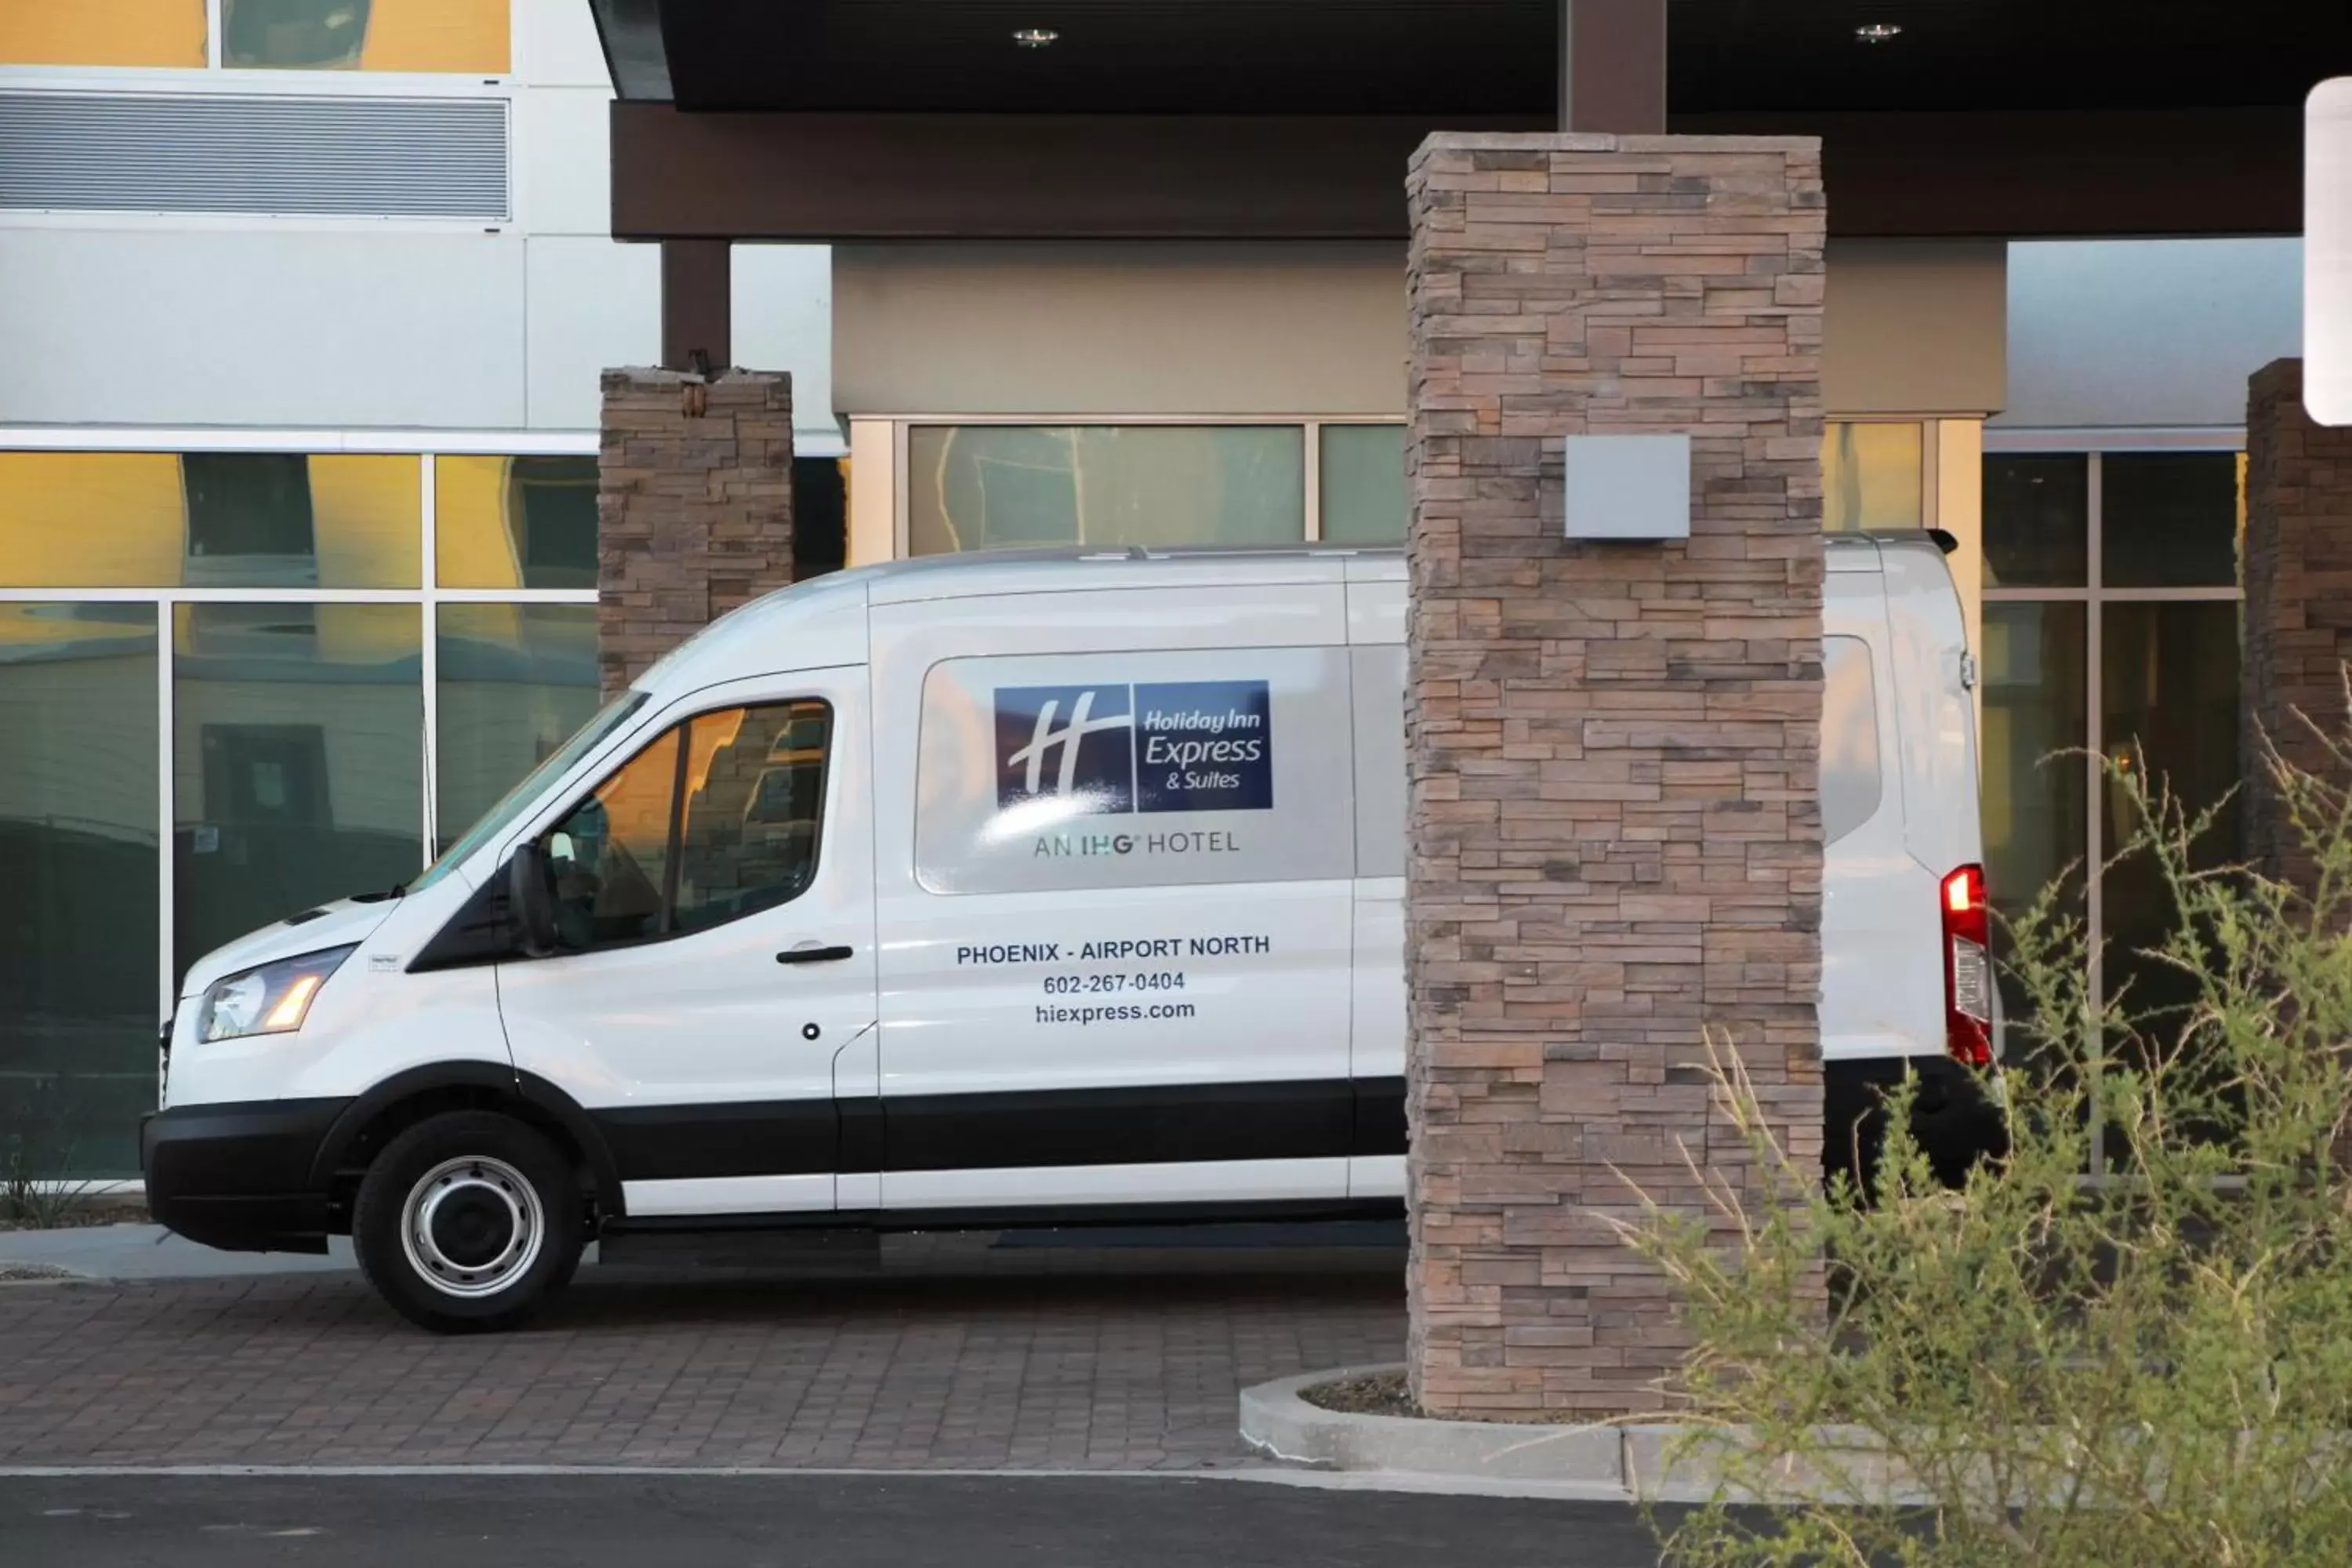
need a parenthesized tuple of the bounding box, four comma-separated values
(0, 0, 206, 67)
(359, 0, 509, 73)
(0, 452, 186, 588)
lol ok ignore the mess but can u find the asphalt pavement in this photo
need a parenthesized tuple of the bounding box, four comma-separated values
(0, 1473, 1675, 1567)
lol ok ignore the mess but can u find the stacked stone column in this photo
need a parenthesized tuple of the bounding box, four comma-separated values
(597, 368, 796, 695)
(1404, 132, 1827, 1418)
(2242, 359, 2352, 895)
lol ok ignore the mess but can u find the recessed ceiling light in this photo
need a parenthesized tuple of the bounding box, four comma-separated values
(1012, 27, 1059, 48)
(1854, 23, 1904, 43)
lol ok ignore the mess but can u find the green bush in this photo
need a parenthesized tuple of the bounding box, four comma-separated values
(1624, 746, 2352, 1567)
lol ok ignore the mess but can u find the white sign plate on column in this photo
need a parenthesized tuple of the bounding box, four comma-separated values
(2314, 78, 2352, 426)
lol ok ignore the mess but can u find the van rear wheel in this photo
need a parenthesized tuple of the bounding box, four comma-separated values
(352, 1111, 583, 1334)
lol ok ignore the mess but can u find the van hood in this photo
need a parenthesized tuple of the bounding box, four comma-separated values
(178, 896, 402, 999)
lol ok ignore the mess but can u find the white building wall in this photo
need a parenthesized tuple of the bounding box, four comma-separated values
(0, 0, 837, 448)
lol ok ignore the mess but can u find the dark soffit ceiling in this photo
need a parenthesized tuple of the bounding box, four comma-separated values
(612, 0, 2352, 117)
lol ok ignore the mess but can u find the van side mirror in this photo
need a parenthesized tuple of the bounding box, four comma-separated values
(508, 841, 561, 959)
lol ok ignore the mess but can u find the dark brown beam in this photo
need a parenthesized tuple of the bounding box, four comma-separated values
(1560, 0, 1666, 136)
(612, 104, 2303, 244)
(659, 238, 731, 371)
(1686, 109, 2303, 241)
(612, 109, 1531, 242)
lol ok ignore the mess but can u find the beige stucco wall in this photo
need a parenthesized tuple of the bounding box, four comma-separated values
(833, 243, 1411, 416)
(1824, 240, 2007, 417)
(832, 238, 2005, 422)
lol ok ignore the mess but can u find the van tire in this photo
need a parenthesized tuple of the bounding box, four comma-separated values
(352, 1111, 583, 1334)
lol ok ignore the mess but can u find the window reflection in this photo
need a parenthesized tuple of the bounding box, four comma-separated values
(0, 452, 418, 590)
(1320, 425, 1408, 546)
(0, 604, 160, 1178)
(436, 456, 600, 590)
(1820, 637, 1882, 845)
(172, 604, 423, 988)
(0, 1, 206, 67)
(2103, 453, 2241, 589)
(223, 0, 509, 72)
(909, 426, 1305, 554)
(2100, 602, 2241, 1033)
(1822, 423, 1923, 534)
(546, 725, 679, 950)
(1983, 455, 2089, 588)
(434, 604, 600, 855)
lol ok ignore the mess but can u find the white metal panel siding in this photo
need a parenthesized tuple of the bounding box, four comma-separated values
(0, 228, 528, 428)
(0, 92, 509, 220)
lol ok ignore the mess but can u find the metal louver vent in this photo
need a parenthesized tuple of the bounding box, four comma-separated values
(0, 92, 509, 220)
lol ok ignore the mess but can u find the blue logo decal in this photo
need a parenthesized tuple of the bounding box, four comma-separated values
(993, 679, 1272, 815)
(996, 684, 1135, 814)
(1134, 681, 1272, 813)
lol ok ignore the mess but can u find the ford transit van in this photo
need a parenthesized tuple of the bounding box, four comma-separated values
(142, 539, 1995, 1330)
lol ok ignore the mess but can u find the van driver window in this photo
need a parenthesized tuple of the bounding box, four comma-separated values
(539, 701, 829, 950)
(544, 726, 678, 949)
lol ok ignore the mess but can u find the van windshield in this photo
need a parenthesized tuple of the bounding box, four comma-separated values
(408, 691, 651, 896)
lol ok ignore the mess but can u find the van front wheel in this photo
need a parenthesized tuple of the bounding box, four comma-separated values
(352, 1111, 583, 1333)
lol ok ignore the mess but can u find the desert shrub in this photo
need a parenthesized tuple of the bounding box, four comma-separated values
(0, 1074, 93, 1227)
(1624, 743, 2352, 1567)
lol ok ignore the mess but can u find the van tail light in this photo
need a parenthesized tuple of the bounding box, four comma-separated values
(1941, 864, 1993, 1068)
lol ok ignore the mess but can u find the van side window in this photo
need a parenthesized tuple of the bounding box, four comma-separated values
(1822, 637, 1883, 847)
(673, 702, 830, 935)
(539, 700, 830, 950)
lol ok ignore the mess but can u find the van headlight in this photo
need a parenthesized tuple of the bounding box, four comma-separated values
(196, 946, 357, 1044)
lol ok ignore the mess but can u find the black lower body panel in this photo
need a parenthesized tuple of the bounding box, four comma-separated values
(140, 1098, 349, 1254)
(1824, 1055, 2005, 1192)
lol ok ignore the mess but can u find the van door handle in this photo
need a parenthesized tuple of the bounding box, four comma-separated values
(777, 943, 854, 965)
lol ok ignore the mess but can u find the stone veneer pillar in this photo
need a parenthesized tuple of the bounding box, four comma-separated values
(1404, 132, 1827, 1419)
(2243, 359, 2352, 895)
(597, 368, 796, 695)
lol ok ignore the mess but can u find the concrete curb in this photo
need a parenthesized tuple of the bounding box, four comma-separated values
(1240, 1367, 1917, 1504)
(1240, 1367, 1631, 1495)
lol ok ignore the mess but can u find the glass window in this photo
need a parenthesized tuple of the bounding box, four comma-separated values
(2100, 602, 2241, 1031)
(1821, 423, 1923, 534)
(433, 604, 600, 856)
(172, 604, 423, 987)
(0, 603, 159, 1180)
(0, 452, 419, 590)
(1983, 454, 2089, 589)
(906, 426, 1305, 556)
(1980, 602, 2089, 1018)
(673, 703, 830, 935)
(539, 702, 829, 948)
(1820, 637, 1882, 845)
(0, 1, 205, 67)
(412, 690, 645, 897)
(223, 0, 509, 72)
(1, 453, 188, 589)
(544, 726, 679, 951)
(2102, 452, 2241, 589)
(435, 456, 600, 590)
(1320, 425, 1408, 546)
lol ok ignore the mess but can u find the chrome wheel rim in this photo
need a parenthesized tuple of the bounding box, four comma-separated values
(399, 1155, 544, 1300)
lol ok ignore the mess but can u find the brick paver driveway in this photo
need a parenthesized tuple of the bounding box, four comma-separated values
(0, 1234, 1403, 1470)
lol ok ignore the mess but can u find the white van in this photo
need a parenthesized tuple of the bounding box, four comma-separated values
(142, 539, 1996, 1330)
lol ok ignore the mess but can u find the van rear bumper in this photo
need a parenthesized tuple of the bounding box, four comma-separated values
(1824, 1054, 2006, 1186)
(140, 1099, 349, 1254)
